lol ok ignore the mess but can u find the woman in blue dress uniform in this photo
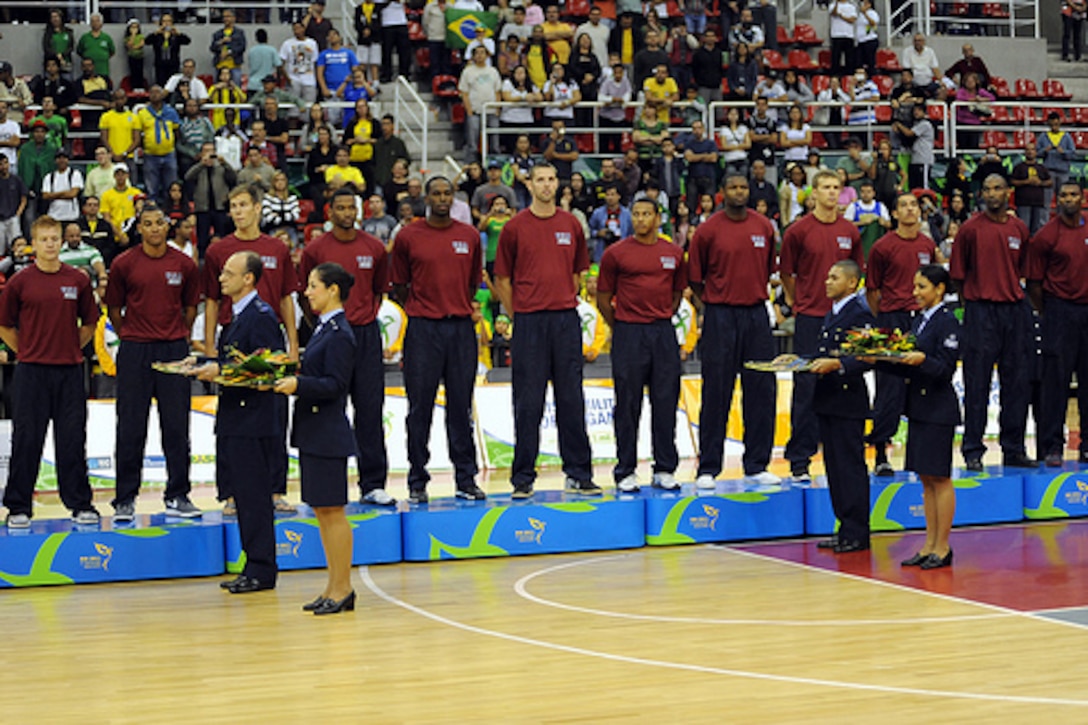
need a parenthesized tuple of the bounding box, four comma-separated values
(874, 265, 962, 570)
(275, 263, 359, 615)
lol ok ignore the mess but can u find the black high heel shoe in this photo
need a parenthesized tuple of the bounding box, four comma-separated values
(920, 550, 953, 570)
(901, 552, 928, 567)
(313, 591, 356, 615)
(302, 595, 330, 612)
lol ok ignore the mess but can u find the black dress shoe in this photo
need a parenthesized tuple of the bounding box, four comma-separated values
(219, 575, 248, 590)
(964, 458, 984, 472)
(302, 595, 330, 611)
(816, 537, 839, 549)
(873, 462, 895, 477)
(313, 591, 356, 615)
(1079, 452, 1088, 464)
(920, 550, 953, 569)
(226, 576, 275, 594)
(833, 540, 870, 553)
(1045, 453, 1064, 467)
(901, 552, 928, 566)
(1003, 453, 1037, 468)
(408, 489, 429, 504)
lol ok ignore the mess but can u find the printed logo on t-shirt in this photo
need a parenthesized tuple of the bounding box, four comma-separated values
(917, 252, 931, 265)
(752, 235, 767, 248)
(837, 236, 853, 250)
(261, 255, 278, 270)
(451, 241, 470, 255)
(165, 271, 183, 286)
(356, 255, 374, 269)
(555, 232, 572, 246)
(944, 334, 959, 350)
(60, 285, 78, 300)
(1007, 236, 1021, 250)
(660, 256, 677, 270)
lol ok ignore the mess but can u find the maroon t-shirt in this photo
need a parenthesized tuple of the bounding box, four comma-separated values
(949, 213, 1029, 302)
(598, 237, 688, 323)
(390, 219, 482, 319)
(202, 233, 300, 325)
(687, 210, 777, 306)
(495, 208, 590, 314)
(779, 213, 864, 316)
(300, 230, 389, 326)
(1025, 215, 1088, 304)
(104, 245, 200, 342)
(0, 264, 100, 365)
(866, 231, 937, 312)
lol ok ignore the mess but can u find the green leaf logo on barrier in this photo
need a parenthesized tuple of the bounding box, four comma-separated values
(646, 494, 769, 546)
(870, 483, 904, 530)
(0, 533, 75, 587)
(1025, 472, 1073, 519)
(428, 508, 510, 560)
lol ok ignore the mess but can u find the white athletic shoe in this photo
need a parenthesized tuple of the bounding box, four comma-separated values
(744, 470, 782, 486)
(651, 472, 680, 490)
(695, 474, 717, 490)
(616, 474, 640, 493)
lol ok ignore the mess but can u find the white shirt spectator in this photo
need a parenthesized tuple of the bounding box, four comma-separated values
(829, 0, 859, 39)
(575, 19, 611, 70)
(452, 0, 484, 9)
(598, 74, 632, 123)
(165, 73, 209, 100)
(499, 79, 539, 124)
(543, 79, 579, 120)
(844, 197, 890, 226)
(41, 166, 84, 221)
(848, 78, 880, 124)
(0, 118, 19, 164)
(902, 45, 940, 86)
(459, 63, 503, 115)
(380, 0, 408, 26)
(856, 7, 880, 43)
(280, 35, 320, 89)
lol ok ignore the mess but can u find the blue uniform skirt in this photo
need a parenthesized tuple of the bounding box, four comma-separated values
(905, 421, 955, 478)
(300, 452, 349, 508)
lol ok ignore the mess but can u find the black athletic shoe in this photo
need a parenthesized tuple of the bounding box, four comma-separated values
(408, 489, 429, 504)
(455, 485, 487, 501)
(564, 477, 603, 496)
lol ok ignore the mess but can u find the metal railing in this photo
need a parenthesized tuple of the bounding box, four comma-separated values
(392, 76, 430, 175)
(947, 100, 1087, 156)
(883, 0, 1038, 39)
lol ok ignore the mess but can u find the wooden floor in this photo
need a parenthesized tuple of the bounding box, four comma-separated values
(6, 533, 1088, 723)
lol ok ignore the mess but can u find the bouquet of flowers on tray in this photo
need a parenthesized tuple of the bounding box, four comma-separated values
(834, 327, 917, 359)
(744, 355, 818, 372)
(212, 348, 298, 388)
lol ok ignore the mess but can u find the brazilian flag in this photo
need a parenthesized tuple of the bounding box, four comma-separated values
(445, 9, 498, 49)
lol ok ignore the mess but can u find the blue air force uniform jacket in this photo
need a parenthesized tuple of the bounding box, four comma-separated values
(813, 295, 876, 419)
(291, 310, 359, 458)
(216, 297, 285, 438)
(879, 305, 963, 427)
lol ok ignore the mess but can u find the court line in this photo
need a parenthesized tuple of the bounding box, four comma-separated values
(512, 554, 1013, 626)
(723, 546, 1088, 633)
(360, 565, 1088, 708)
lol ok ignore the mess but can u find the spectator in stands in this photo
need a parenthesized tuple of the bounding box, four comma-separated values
(779, 162, 810, 227)
(975, 145, 1006, 188)
(246, 120, 279, 168)
(138, 85, 181, 203)
(341, 69, 379, 126)
(953, 72, 994, 151)
(597, 63, 631, 154)
(591, 156, 623, 204)
(855, 0, 880, 76)
(17, 121, 58, 229)
(726, 41, 759, 101)
(541, 5, 574, 66)
(363, 193, 397, 248)
(717, 107, 751, 180)
(0, 155, 26, 263)
(176, 98, 215, 176)
(780, 104, 812, 168)
(31, 97, 67, 150)
(653, 137, 684, 206)
(77, 13, 115, 80)
(894, 102, 935, 189)
(844, 178, 891, 258)
(748, 159, 779, 221)
(747, 96, 779, 183)
(59, 221, 106, 296)
(43, 9, 76, 76)
(589, 184, 633, 261)
(497, 35, 523, 78)
(344, 98, 376, 183)
(100, 90, 140, 170)
(0, 62, 32, 112)
(165, 59, 209, 104)
(680, 0, 709, 35)
(208, 67, 247, 129)
(384, 157, 412, 210)
(1038, 111, 1077, 212)
(1063, 0, 1087, 62)
(372, 115, 410, 193)
(146, 14, 190, 88)
(828, 0, 858, 76)
(186, 142, 236, 257)
(506, 133, 534, 209)
(100, 166, 141, 238)
(248, 31, 283, 96)
(30, 57, 77, 108)
(753, 70, 787, 101)
(542, 62, 580, 124)
(608, 14, 642, 78)
(379, 0, 413, 84)
(459, 45, 503, 161)
(782, 69, 814, 105)
(280, 22, 320, 105)
(571, 34, 601, 126)
(421, 0, 450, 79)
(0, 102, 19, 169)
(499, 65, 541, 153)
(693, 29, 724, 109)
(617, 146, 643, 201)
(325, 145, 365, 193)
(40, 149, 83, 222)
(303, 2, 334, 51)
(664, 24, 698, 91)
(163, 179, 191, 222)
(943, 155, 973, 200)
(210, 9, 246, 86)
(633, 30, 669, 90)
(262, 170, 301, 242)
(837, 135, 872, 192)
(870, 137, 904, 208)
(847, 67, 879, 126)
(215, 109, 247, 169)
(728, 8, 765, 54)
(304, 123, 338, 202)
(633, 104, 668, 173)
(472, 159, 518, 222)
(643, 63, 679, 125)
(945, 43, 991, 89)
(1010, 142, 1052, 234)
(576, 6, 610, 70)
(889, 69, 925, 149)
(684, 120, 719, 209)
(524, 25, 552, 90)
(78, 195, 121, 267)
(123, 19, 147, 91)
(77, 57, 112, 134)
(84, 146, 115, 199)
(902, 33, 940, 95)
(239, 146, 276, 192)
(812, 75, 848, 150)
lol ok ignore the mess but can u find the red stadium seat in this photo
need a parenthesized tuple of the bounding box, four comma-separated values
(664, 1, 682, 17)
(982, 130, 1008, 149)
(432, 75, 460, 99)
(927, 104, 945, 121)
(817, 49, 831, 70)
(1014, 78, 1039, 100)
(575, 133, 595, 153)
(415, 47, 430, 69)
(990, 76, 1013, 98)
(1044, 107, 1068, 123)
(567, 0, 591, 16)
(302, 223, 324, 242)
(1011, 129, 1036, 147)
(621, 131, 632, 150)
(762, 49, 788, 72)
(810, 131, 828, 148)
(298, 198, 315, 221)
(408, 21, 425, 42)
(1073, 107, 1088, 125)
(69, 109, 81, 128)
(787, 49, 818, 71)
(875, 48, 902, 72)
(793, 23, 823, 46)
(450, 103, 466, 124)
(872, 74, 893, 97)
(1072, 132, 1088, 150)
(810, 75, 830, 95)
(776, 26, 793, 47)
(1043, 79, 1072, 100)
(874, 105, 892, 122)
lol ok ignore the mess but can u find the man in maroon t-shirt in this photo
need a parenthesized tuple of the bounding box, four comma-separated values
(1026, 180, 1088, 466)
(391, 177, 484, 504)
(202, 184, 300, 511)
(300, 187, 393, 504)
(597, 198, 687, 492)
(864, 192, 937, 475)
(779, 170, 864, 481)
(688, 174, 781, 490)
(0, 215, 100, 528)
(949, 173, 1035, 471)
(494, 163, 599, 499)
(106, 203, 201, 522)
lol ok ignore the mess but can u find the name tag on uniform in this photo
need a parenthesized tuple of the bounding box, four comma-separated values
(837, 236, 853, 250)
(752, 235, 766, 248)
(60, 285, 78, 300)
(660, 256, 677, 270)
(555, 232, 572, 246)
(918, 252, 931, 265)
(356, 255, 374, 269)
(261, 255, 278, 270)
(944, 334, 959, 349)
(165, 271, 183, 286)
(1007, 236, 1021, 250)
(451, 241, 470, 255)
